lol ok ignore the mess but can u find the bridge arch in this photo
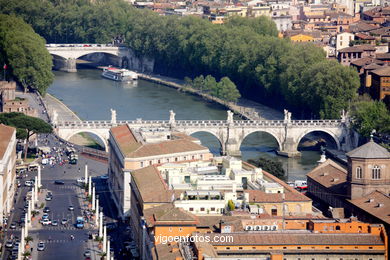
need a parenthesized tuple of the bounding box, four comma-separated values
(240, 130, 283, 152)
(295, 129, 340, 151)
(65, 130, 108, 152)
(186, 130, 224, 155)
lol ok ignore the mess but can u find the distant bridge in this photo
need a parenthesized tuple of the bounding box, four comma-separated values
(53, 110, 355, 157)
(46, 44, 125, 72)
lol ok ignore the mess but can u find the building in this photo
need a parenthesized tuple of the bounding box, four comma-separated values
(0, 124, 17, 227)
(0, 81, 37, 117)
(108, 124, 213, 219)
(370, 66, 390, 101)
(191, 219, 388, 260)
(336, 32, 354, 53)
(307, 138, 390, 233)
(337, 45, 376, 66)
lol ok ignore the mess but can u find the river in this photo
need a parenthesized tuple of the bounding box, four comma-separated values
(48, 69, 324, 181)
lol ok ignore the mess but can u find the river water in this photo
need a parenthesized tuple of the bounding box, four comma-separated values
(48, 69, 322, 181)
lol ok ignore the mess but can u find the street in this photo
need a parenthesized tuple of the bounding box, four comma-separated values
(1, 132, 109, 260)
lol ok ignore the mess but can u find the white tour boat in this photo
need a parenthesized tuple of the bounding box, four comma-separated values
(101, 66, 138, 82)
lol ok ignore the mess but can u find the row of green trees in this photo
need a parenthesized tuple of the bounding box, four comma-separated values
(0, 14, 53, 94)
(0, 112, 52, 159)
(185, 75, 241, 103)
(0, 0, 360, 119)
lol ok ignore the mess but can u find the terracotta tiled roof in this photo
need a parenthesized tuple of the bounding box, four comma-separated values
(110, 124, 141, 156)
(371, 66, 390, 77)
(350, 57, 384, 67)
(338, 45, 376, 53)
(306, 159, 348, 195)
(129, 139, 208, 158)
(0, 124, 15, 160)
(349, 21, 378, 33)
(355, 33, 375, 40)
(195, 232, 385, 246)
(110, 125, 209, 158)
(348, 191, 390, 225)
(346, 139, 390, 158)
(131, 166, 173, 203)
(155, 243, 183, 260)
(144, 204, 197, 227)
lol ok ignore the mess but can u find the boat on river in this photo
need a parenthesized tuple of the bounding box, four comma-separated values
(101, 66, 138, 82)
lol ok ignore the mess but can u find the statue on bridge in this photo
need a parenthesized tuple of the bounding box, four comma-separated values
(340, 109, 350, 124)
(110, 108, 117, 124)
(227, 110, 234, 124)
(169, 110, 176, 126)
(52, 109, 58, 126)
(284, 109, 292, 124)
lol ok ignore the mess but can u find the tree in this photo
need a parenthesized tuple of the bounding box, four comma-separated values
(351, 99, 390, 137)
(0, 112, 52, 159)
(203, 75, 217, 94)
(217, 77, 241, 103)
(227, 199, 235, 211)
(248, 157, 285, 180)
(192, 75, 205, 91)
(0, 14, 54, 94)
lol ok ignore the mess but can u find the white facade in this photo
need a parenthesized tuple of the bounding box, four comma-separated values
(0, 126, 16, 225)
(336, 32, 355, 53)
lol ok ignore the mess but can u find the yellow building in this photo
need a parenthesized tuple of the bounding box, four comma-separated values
(290, 33, 315, 42)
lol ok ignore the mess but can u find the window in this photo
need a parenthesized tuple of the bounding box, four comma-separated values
(192, 156, 195, 160)
(200, 207, 205, 211)
(149, 161, 152, 165)
(336, 225, 341, 230)
(169, 227, 172, 232)
(239, 247, 243, 250)
(140, 162, 144, 167)
(158, 160, 161, 164)
(179, 227, 183, 232)
(372, 165, 381, 179)
(211, 207, 215, 211)
(175, 157, 178, 162)
(189, 207, 194, 211)
(356, 166, 362, 179)
(226, 247, 230, 250)
(271, 209, 277, 216)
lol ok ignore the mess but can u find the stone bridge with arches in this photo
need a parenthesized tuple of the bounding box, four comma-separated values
(46, 44, 154, 72)
(53, 110, 355, 157)
(47, 44, 125, 72)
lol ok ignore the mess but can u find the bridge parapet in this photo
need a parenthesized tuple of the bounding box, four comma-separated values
(56, 119, 343, 128)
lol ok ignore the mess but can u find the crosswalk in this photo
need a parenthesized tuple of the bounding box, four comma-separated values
(12, 226, 94, 231)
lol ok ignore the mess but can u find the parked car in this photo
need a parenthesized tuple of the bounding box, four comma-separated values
(37, 241, 45, 251)
(45, 195, 52, 201)
(61, 218, 68, 225)
(41, 219, 51, 225)
(5, 240, 13, 248)
(54, 180, 65, 185)
(43, 207, 51, 213)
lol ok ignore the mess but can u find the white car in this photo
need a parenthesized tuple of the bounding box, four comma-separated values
(24, 181, 33, 187)
(41, 219, 51, 225)
(37, 241, 45, 251)
(76, 178, 85, 183)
